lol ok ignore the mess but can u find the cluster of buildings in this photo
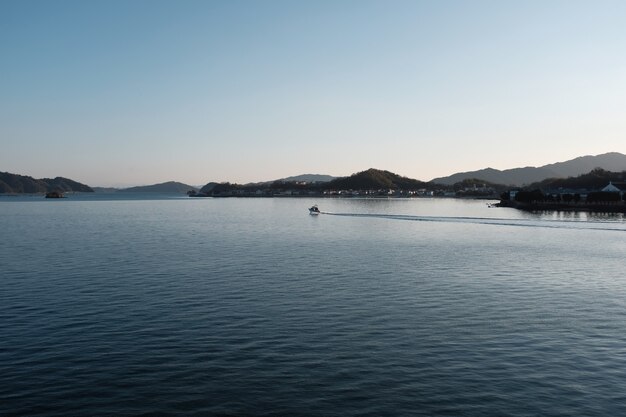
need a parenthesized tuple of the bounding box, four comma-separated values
(322, 189, 438, 197)
(191, 185, 502, 198)
(503, 181, 626, 212)
(192, 188, 441, 198)
(510, 181, 626, 201)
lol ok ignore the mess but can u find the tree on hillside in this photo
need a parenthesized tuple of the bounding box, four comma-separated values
(527, 168, 626, 191)
(514, 189, 545, 203)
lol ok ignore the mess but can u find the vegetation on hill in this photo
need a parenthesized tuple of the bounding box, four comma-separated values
(0, 172, 93, 193)
(205, 182, 243, 195)
(500, 169, 626, 207)
(525, 168, 626, 191)
(0, 172, 46, 193)
(42, 177, 93, 193)
(199, 182, 220, 194)
(326, 168, 427, 190)
(195, 169, 451, 197)
(451, 178, 508, 194)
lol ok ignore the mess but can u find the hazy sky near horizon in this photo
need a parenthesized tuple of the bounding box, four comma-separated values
(2, 0, 626, 187)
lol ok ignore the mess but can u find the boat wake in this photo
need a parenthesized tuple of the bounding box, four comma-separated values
(319, 212, 626, 232)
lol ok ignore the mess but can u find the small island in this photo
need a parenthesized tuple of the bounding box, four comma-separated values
(45, 191, 66, 199)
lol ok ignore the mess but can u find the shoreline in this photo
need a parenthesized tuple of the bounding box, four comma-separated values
(497, 200, 626, 213)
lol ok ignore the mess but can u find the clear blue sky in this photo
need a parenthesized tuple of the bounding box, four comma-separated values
(2, 0, 625, 186)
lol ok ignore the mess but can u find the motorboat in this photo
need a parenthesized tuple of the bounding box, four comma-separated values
(309, 205, 320, 215)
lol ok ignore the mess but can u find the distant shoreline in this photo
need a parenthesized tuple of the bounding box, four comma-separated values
(188, 193, 498, 200)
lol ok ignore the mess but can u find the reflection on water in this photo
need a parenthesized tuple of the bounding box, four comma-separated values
(531, 209, 625, 222)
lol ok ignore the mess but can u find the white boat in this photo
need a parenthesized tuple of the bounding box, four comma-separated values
(309, 205, 320, 215)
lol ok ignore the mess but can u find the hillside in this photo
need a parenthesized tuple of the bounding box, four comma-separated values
(0, 172, 93, 193)
(118, 181, 198, 193)
(199, 182, 220, 194)
(326, 168, 427, 190)
(541, 152, 626, 178)
(525, 168, 626, 191)
(194, 169, 433, 197)
(431, 167, 558, 187)
(431, 152, 626, 186)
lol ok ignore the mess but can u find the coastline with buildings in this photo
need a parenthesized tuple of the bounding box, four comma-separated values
(497, 181, 626, 213)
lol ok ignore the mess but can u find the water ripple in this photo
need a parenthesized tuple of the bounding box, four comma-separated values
(1, 198, 625, 416)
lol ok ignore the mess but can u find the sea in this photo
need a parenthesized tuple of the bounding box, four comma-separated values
(1, 194, 626, 416)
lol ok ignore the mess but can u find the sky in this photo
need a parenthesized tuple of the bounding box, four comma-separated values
(1, 0, 626, 187)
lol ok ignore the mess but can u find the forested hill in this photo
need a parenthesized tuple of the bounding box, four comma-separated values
(0, 171, 93, 193)
(326, 168, 428, 190)
(196, 168, 434, 196)
(525, 168, 626, 191)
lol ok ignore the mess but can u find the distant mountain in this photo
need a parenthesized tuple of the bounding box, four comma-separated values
(279, 174, 336, 183)
(431, 152, 626, 186)
(541, 152, 626, 178)
(118, 181, 198, 193)
(243, 173, 337, 187)
(431, 167, 559, 187)
(0, 171, 93, 193)
(92, 187, 119, 193)
(326, 168, 427, 190)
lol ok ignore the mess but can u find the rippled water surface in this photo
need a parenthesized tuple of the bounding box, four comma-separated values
(2, 196, 626, 416)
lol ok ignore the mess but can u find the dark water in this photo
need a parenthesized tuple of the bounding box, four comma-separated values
(2, 196, 626, 416)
